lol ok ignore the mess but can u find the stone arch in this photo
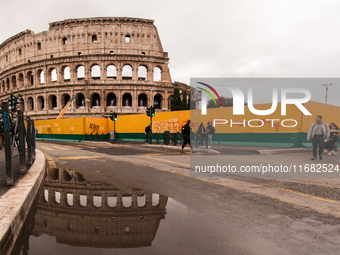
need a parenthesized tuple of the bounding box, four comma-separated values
(62, 66, 71, 81)
(76, 93, 85, 108)
(48, 94, 57, 110)
(37, 96, 45, 110)
(27, 71, 34, 86)
(76, 65, 85, 80)
(19, 98, 24, 111)
(91, 64, 100, 79)
(168, 95, 173, 110)
(122, 64, 132, 80)
(50, 168, 59, 180)
(154, 94, 162, 109)
(11, 76, 17, 89)
(154, 66, 162, 82)
(18, 73, 24, 88)
(1, 80, 5, 93)
(138, 93, 147, 107)
(61, 93, 71, 108)
(106, 64, 117, 79)
(138, 65, 147, 81)
(122, 93, 132, 107)
(106, 93, 116, 107)
(37, 69, 44, 84)
(48, 68, 57, 82)
(27, 97, 34, 111)
(6, 78, 10, 91)
(91, 92, 101, 108)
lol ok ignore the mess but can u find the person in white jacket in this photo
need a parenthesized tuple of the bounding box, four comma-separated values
(307, 115, 330, 160)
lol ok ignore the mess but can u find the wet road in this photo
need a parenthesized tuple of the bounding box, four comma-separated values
(12, 141, 340, 255)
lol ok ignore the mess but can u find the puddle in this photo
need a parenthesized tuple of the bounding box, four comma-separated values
(10, 168, 258, 255)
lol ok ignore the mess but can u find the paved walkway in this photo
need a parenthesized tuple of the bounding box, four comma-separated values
(0, 149, 22, 197)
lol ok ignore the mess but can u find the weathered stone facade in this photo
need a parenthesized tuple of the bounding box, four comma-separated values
(0, 17, 187, 120)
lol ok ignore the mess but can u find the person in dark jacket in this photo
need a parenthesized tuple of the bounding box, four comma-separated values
(206, 122, 215, 148)
(181, 120, 195, 153)
(145, 125, 151, 144)
(197, 122, 206, 147)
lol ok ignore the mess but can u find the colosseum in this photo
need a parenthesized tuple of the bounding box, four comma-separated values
(0, 17, 189, 120)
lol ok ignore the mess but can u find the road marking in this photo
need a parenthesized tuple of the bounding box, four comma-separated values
(76, 145, 97, 149)
(52, 146, 70, 150)
(145, 156, 190, 167)
(64, 145, 84, 150)
(259, 183, 339, 204)
(55, 156, 103, 160)
(43, 153, 56, 168)
(40, 146, 54, 151)
(135, 153, 180, 156)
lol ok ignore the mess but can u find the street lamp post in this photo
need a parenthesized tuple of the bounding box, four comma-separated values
(322, 83, 332, 104)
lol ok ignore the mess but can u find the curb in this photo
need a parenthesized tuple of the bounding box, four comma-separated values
(256, 148, 312, 155)
(0, 149, 46, 255)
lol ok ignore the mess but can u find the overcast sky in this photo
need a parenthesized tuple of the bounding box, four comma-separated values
(1, 0, 340, 105)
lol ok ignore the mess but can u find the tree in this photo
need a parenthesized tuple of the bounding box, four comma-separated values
(171, 88, 182, 111)
(207, 96, 247, 108)
(181, 90, 188, 110)
(207, 96, 233, 108)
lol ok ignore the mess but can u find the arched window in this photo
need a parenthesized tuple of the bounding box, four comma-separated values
(122, 65, 132, 80)
(138, 66, 147, 81)
(37, 42, 41, 50)
(48, 95, 57, 110)
(37, 96, 45, 111)
(19, 98, 25, 111)
(63, 66, 70, 81)
(51, 69, 57, 82)
(154, 67, 161, 82)
(92, 34, 97, 42)
(122, 93, 132, 107)
(62, 37, 67, 45)
(106, 93, 116, 107)
(6, 78, 10, 91)
(18, 73, 24, 88)
(154, 94, 162, 109)
(77, 66, 85, 80)
(37, 70, 44, 84)
(91, 93, 101, 108)
(76, 93, 85, 108)
(61, 93, 71, 108)
(11, 76, 17, 89)
(91, 65, 100, 79)
(107, 65, 116, 79)
(27, 97, 34, 111)
(138, 94, 147, 107)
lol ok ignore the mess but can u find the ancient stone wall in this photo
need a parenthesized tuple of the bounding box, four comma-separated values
(0, 17, 182, 119)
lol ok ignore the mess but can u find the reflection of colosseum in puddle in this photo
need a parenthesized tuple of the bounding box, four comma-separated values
(31, 168, 168, 248)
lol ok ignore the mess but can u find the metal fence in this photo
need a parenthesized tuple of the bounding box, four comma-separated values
(2, 102, 36, 186)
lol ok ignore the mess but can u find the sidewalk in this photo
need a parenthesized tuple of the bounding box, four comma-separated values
(0, 149, 22, 198)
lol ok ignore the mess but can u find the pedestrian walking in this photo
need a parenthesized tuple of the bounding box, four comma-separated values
(206, 122, 215, 149)
(145, 125, 151, 144)
(324, 123, 339, 155)
(181, 120, 195, 153)
(197, 122, 206, 147)
(307, 115, 330, 160)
